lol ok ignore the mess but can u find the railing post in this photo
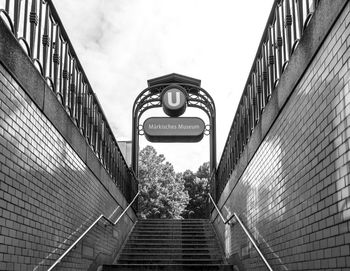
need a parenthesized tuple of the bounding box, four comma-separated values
(29, 0, 38, 58)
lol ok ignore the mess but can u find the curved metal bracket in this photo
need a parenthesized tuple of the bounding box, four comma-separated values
(132, 74, 216, 176)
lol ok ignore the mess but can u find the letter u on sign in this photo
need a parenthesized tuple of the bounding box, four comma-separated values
(162, 86, 187, 117)
(167, 92, 181, 107)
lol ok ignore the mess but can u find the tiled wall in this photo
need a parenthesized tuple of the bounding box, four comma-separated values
(0, 43, 134, 271)
(214, 2, 350, 270)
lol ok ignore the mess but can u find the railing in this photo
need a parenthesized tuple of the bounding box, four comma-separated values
(0, 0, 138, 202)
(208, 194, 273, 271)
(47, 191, 140, 271)
(215, 0, 319, 201)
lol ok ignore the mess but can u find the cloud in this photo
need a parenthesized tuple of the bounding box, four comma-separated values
(52, 0, 274, 172)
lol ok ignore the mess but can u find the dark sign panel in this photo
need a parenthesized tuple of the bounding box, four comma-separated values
(143, 117, 205, 142)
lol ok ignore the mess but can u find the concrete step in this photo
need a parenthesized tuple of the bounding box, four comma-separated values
(123, 243, 220, 249)
(117, 260, 225, 265)
(134, 227, 212, 232)
(118, 253, 223, 260)
(124, 239, 217, 244)
(114, 219, 225, 267)
(121, 248, 221, 254)
(131, 228, 213, 232)
(132, 233, 215, 236)
(129, 235, 215, 240)
(135, 222, 211, 226)
(137, 219, 209, 222)
(136, 222, 210, 226)
(137, 220, 210, 223)
(100, 264, 233, 271)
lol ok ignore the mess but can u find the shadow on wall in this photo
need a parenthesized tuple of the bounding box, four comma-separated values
(0, 69, 129, 270)
(218, 17, 350, 266)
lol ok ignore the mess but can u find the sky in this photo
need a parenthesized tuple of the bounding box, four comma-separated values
(52, 0, 275, 173)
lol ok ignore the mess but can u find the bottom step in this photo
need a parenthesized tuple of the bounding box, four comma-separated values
(99, 264, 233, 271)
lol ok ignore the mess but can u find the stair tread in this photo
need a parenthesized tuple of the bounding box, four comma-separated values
(106, 264, 230, 266)
(125, 244, 219, 249)
(138, 218, 209, 222)
(118, 259, 223, 262)
(126, 244, 218, 247)
(131, 233, 213, 235)
(120, 253, 221, 256)
(126, 237, 217, 240)
(115, 219, 224, 266)
(126, 250, 216, 251)
(129, 241, 216, 243)
(134, 231, 212, 233)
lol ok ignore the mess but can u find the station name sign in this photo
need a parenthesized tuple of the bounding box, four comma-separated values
(143, 117, 205, 142)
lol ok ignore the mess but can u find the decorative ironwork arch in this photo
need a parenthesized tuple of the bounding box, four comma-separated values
(132, 74, 216, 176)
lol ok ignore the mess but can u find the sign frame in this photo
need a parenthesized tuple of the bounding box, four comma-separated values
(143, 117, 205, 143)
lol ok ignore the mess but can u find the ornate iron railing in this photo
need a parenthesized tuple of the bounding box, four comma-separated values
(215, 0, 319, 201)
(0, 0, 138, 203)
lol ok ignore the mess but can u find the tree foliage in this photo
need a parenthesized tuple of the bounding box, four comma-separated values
(182, 162, 210, 219)
(138, 145, 189, 219)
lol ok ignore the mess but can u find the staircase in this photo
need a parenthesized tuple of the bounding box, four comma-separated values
(100, 219, 231, 270)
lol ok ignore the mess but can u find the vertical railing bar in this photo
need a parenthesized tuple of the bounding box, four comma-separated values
(23, 0, 28, 39)
(76, 71, 82, 126)
(305, 0, 310, 17)
(86, 91, 91, 142)
(42, 3, 49, 76)
(275, 5, 282, 82)
(13, 0, 21, 37)
(49, 15, 53, 78)
(62, 43, 68, 108)
(83, 85, 88, 136)
(88, 95, 93, 145)
(267, 26, 274, 95)
(280, 0, 286, 65)
(291, 0, 299, 51)
(36, 0, 42, 60)
(58, 36, 63, 98)
(29, 0, 37, 58)
(53, 25, 59, 94)
(67, 53, 72, 113)
(69, 55, 73, 114)
(5, 0, 10, 13)
(70, 60, 76, 119)
(297, 0, 304, 36)
(283, 0, 291, 68)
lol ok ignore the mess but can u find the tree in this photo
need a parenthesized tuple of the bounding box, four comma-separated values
(182, 162, 210, 219)
(138, 145, 189, 219)
(196, 162, 210, 179)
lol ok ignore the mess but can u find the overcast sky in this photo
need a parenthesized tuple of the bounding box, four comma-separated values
(52, 0, 274, 173)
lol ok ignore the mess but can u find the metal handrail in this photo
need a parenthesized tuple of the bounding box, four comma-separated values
(48, 191, 140, 271)
(208, 194, 273, 271)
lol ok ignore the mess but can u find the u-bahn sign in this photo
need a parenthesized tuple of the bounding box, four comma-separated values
(143, 117, 205, 142)
(161, 86, 187, 117)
